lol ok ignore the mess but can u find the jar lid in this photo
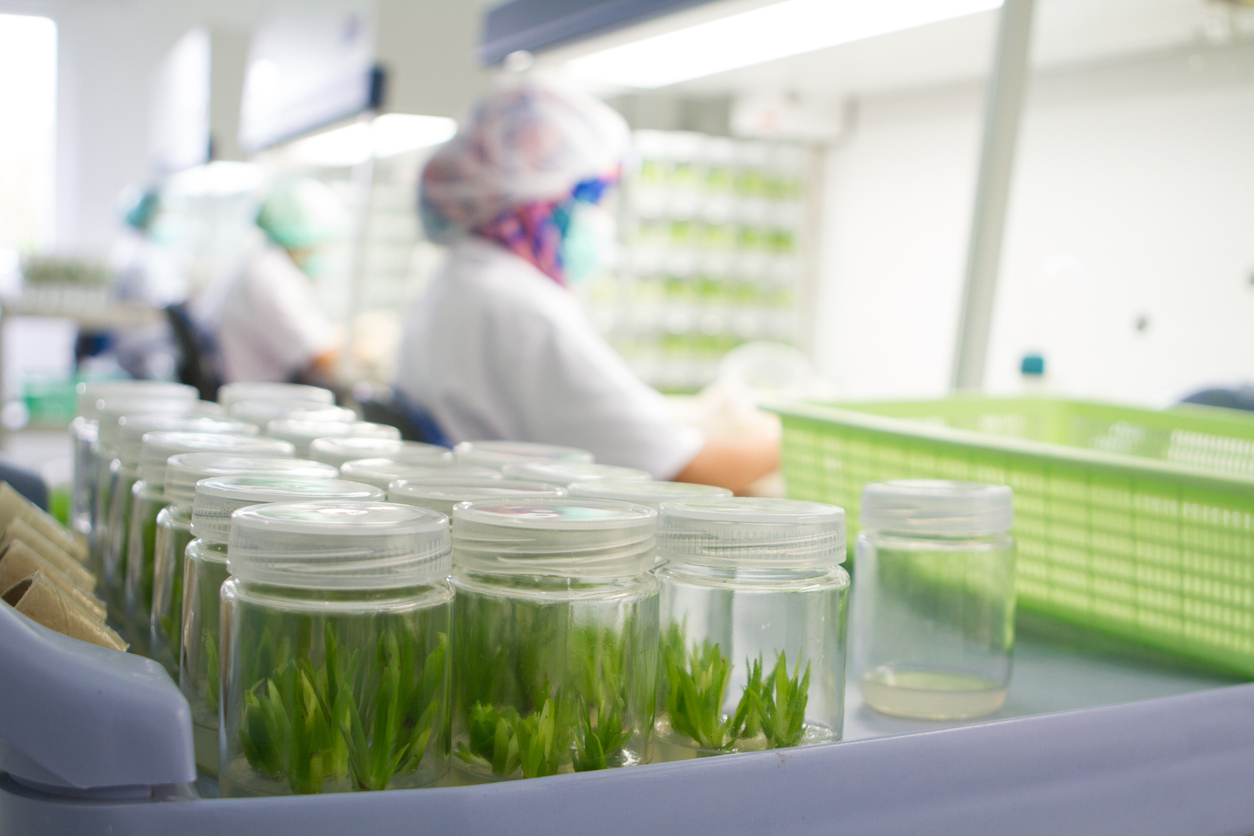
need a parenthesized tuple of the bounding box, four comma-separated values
(191, 475, 383, 543)
(452, 498, 655, 578)
(454, 440, 594, 471)
(166, 452, 338, 506)
(76, 381, 197, 420)
(657, 497, 846, 569)
(501, 460, 651, 487)
(218, 382, 334, 409)
(227, 501, 451, 590)
(339, 458, 490, 490)
(568, 480, 732, 510)
(96, 400, 200, 450)
(309, 437, 454, 468)
(264, 419, 401, 456)
(861, 480, 1014, 536)
(140, 431, 293, 488)
(389, 478, 564, 518)
(118, 415, 258, 466)
(228, 399, 356, 427)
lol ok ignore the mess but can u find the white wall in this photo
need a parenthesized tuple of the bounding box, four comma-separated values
(815, 39, 1254, 405)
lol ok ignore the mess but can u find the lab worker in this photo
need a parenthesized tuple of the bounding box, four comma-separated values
(393, 79, 778, 493)
(199, 178, 343, 385)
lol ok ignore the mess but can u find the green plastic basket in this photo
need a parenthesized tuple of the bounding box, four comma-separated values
(772, 397, 1254, 676)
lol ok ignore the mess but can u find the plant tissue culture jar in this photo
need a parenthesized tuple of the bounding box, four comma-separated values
(450, 498, 659, 780)
(654, 497, 848, 759)
(855, 480, 1016, 721)
(219, 500, 453, 796)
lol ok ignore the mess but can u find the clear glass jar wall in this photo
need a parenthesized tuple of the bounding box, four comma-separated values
(219, 501, 452, 796)
(854, 480, 1016, 721)
(654, 498, 848, 759)
(148, 450, 325, 677)
(450, 499, 658, 780)
(180, 475, 384, 775)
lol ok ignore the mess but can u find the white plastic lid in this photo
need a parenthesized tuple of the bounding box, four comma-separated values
(76, 381, 197, 420)
(389, 478, 564, 518)
(657, 497, 846, 569)
(190, 475, 383, 544)
(228, 399, 356, 427)
(218, 382, 334, 409)
(118, 415, 258, 465)
(228, 501, 451, 590)
(502, 460, 651, 487)
(861, 480, 1014, 536)
(338, 458, 493, 490)
(96, 400, 200, 450)
(309, 437, 454, 468)
(139, 432, 293, 488)
(165, 452, 338, 506)
(452, 497, 655, 578)
(454, 440, 594, 471)
(568, 480, 732, 510)
(264, 419, 401, 456)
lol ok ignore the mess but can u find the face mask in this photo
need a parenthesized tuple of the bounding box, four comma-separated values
(289, 247, 331, 279)
(561, 201, 615, 285)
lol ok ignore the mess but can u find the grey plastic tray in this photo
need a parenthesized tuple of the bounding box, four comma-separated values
(2, 600, 1253, 835)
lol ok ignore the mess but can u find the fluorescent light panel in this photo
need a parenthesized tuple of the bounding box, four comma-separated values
(287, 114, 457, 167)
(564, 0, 1004, 88)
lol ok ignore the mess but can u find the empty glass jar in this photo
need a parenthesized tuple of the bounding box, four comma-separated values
(148, 451, 335, 677)
(450, 498, 658, 780)
(219, 501, 453, 796)
(654, 497, 849, 759)
(855, 480, 1016, 721)
(181, 475, 383, 775)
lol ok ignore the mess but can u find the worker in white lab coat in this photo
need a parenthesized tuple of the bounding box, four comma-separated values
(198, 178, 344, 385)
(393, 79, 778, 492)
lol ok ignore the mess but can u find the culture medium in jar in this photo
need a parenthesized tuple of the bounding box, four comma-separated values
(149, 451, 336, 677)
(308, 437, 455, 469)
(220, 500, 454, 796)
(264, 419, 401, 457)
(102, 413, 255, 626)
(182, 476, 383, 775)
(124, 430, 286, 653)
(388, 478, 563, 519)
(454, 440, 593, 472)
(654, 498, 848, 758)
(855, 480, 1016, 721)
(450, 498, 658, 780)
(502, 461, 651, 488)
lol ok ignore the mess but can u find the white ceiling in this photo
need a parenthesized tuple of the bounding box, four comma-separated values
(661, 0, 1254, 99)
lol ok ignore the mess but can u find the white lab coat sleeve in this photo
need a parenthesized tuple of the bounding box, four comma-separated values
(237, 252, 337, 375)
(491, 292, 705, 479)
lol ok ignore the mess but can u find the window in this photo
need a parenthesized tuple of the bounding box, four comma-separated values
(0, 14, 57, 254)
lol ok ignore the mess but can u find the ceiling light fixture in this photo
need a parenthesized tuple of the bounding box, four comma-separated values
(563, 0, 1004, 88)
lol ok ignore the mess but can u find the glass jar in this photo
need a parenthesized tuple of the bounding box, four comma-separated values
(228, 399, 355, 429)
(453, 441, 592, 472)
(218, 382, 334, 410)
(450, 498, 658, 780)
(107, 417, 257, 637)
(501, 461, 652, 488)
(654, 497, 848, 759)
(147, 448, 323, 676)
(264, 419, 401, 458)
(388, 478, 563, 518)
(181, 475, 384, 775)
(854, 480, 1016, 721)
(568, 480, 731, 512)
(220, 500, 453, 796)
(342, 459, 499, 489)
(91, 398, 199, 580)
(309, 437, 454, 469)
